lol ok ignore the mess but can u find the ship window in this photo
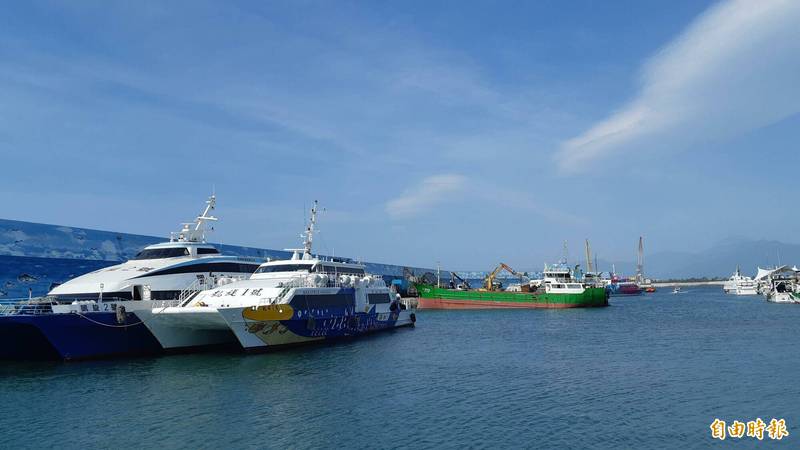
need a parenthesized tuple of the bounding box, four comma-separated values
(319, 265, 365, 275)
(255, 264, 312, 273)
(132, 247, 190, 260)
(197, 248, 220, 255)
(368, 293, 391, 304)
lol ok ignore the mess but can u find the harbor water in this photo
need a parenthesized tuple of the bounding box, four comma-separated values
(1, 286, 798, 448)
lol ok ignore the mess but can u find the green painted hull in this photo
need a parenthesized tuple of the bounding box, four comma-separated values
(414, 284, 608, 309)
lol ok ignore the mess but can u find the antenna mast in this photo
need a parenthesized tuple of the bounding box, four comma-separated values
(171, 194, 218, 243)
(285, 200, 321, 260)
(303, 200, 319, 256)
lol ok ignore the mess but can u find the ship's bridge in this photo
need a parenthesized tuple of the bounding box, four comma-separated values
(132, 242, 220, 260)
(250, 258, 365, 280)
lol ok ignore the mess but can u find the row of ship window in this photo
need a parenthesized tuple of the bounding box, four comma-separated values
(255, 264, 365, 275)
(132, 247, 220, 260)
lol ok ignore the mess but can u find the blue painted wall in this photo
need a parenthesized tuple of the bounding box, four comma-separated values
(0, 219, 435, 299)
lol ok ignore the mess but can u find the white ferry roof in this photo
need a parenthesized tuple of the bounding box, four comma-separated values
(48, 252, 257, 296)
(48, 194, 260, 296)
(253, 257, 365, 275)
(250, 200, 365, 277)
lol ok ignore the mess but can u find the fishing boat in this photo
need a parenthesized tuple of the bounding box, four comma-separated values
(765, 277, 800, 303)
(414, 262, 608, 309)
(0, 195, 261, 360)
(139, 201, 416, 352)
(763, 266, 800, 304)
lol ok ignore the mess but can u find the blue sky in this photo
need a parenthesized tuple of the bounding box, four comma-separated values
(1, 0, 799, 271)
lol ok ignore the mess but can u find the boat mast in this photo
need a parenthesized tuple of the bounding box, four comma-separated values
(172, 194, 218, 243)
(286, 200, 321, 261)
(302, 200, 318, 260)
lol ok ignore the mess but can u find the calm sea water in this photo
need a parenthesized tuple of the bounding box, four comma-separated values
(1, 287, 798, 449)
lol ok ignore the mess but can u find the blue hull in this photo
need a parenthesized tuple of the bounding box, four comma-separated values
(0, 312, 162, 361)
(0, 318, 61, 359)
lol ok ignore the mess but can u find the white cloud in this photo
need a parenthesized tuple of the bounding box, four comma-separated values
(558, 0, 800, 172)
(385, 174, 467, 218)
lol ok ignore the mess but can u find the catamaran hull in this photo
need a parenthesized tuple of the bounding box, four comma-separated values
(0, 312, 161, 360)
(0, 318, 60, 359)
(136, 308, 237, 350)
(218, 305, 415, 351)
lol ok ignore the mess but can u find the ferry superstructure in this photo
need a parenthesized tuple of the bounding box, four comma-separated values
(0, 195, 261, 360)
(138, 201, 416, 352)
(48, 195, 260, 302)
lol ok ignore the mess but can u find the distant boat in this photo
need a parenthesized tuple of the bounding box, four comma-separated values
(723, 265, 757, 295)
(605, 275, 643, 297)
(672, 286, 682, 294)
(763, 267, 800, 304)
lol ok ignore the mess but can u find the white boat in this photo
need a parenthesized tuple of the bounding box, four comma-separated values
(763, 267, 800, 304)
(0, 194, 261, 360)
(723, 266, 757, 295)
(48, 194, 261, 303)
(139, 201, 416, 352)
(765, 281, 799, 303)
(672, 286, 681, 294)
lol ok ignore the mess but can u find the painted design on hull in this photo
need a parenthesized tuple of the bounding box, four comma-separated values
(414, 284, 608, 309)
(223, 304, 414, 350)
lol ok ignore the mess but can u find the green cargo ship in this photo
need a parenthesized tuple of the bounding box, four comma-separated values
(414, 262, 608, 309)
(414, 283, 608, 309)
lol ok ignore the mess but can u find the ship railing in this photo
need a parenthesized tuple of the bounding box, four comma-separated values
(276, 272, 384, 290)
(177, 278, 206, 306)
(0, 297, 153, 316)
(0, 302, 55, 316)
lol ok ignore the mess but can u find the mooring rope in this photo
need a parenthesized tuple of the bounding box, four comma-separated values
(72, 312, 144, 328)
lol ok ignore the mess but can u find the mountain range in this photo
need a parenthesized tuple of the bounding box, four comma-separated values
(602, 237, 800, 280)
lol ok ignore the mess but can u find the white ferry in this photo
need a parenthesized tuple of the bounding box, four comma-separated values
(138, 201, 416, 352)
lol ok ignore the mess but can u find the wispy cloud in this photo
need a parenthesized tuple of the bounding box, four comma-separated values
(385, 174, 467, 218)
(385, 174, 582, 225)
(558, 0, 800, 172)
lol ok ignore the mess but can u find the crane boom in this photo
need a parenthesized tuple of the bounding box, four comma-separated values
(484, 263, 526, 291)
(450, 272, 471, 289)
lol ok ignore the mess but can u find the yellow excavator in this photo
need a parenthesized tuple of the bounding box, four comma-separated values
(483, 263, 527, 291)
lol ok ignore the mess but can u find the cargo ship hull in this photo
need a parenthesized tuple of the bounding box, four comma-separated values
(414, 284, 608, 309)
